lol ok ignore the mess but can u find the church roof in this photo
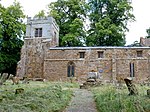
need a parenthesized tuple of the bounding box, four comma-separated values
(49, 46, 150, 50)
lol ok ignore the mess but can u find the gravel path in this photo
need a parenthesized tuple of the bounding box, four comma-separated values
(64, 89, 97, 112)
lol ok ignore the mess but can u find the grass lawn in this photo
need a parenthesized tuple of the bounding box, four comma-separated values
(0, 81, 78, 112)
(91, 84, 150, 112)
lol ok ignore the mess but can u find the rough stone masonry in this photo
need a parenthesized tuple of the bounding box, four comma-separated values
(17, 17, 150, 83)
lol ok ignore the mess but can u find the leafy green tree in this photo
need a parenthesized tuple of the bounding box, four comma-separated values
(86, 0, 135, 46)
(127, 40, 141, 47)
(34, 10, 46, 18)
(0, 1, 25, 75)
(146, 27, 150, 38)
(48, 0, 88, 46)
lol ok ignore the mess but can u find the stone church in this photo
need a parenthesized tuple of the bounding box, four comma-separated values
(17, 17, 150, 83)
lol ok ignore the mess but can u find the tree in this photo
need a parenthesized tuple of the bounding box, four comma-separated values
(0, 1, 25, 75)
(127, 40, 141, 47)
(48, 0, 88, 46)
(146, 27, 150, 38)
(86, 0, 135, 46)
(34, 10, 46, 18)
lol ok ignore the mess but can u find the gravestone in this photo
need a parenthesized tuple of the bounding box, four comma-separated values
(87, 71, 98, 81)
(9, 74, 20, 85)
(124, 78, 138, 95)
(80, 71, 102, 89)
(15, 88, 24, 94)
(0, 73, 8, 85)
(22, 76, 29, 84)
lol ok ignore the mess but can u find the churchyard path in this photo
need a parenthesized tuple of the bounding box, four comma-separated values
(64, 88, 97, 112)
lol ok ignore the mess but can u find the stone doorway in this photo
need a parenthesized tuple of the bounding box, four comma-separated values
(67, 61, 75, 77)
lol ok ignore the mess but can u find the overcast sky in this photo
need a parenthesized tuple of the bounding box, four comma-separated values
(1, 0, 150, 45)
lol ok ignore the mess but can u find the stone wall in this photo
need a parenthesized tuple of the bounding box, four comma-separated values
(17, 44, 150, 83)
(16, 37, 52, 78)
(43, 47, 150, 82)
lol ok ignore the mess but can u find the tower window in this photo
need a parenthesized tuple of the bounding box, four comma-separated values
(79, 52, 85, 58)
(35, 28, 42, 37)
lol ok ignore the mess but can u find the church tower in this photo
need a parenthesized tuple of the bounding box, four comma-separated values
(26, 16, 59, 45)
(17, 17, 59, 78)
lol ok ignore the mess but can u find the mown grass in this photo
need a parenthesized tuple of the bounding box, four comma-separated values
(92, 84, 150, 112)
(0, 81, 77, 112)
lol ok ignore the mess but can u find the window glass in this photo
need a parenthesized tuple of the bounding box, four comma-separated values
(35, 28, 42, 37)
(98, 51, 104, 58)
(79, 52, 85, 58)
(137, 51, 142, 57)
(130, 63, 135, 77)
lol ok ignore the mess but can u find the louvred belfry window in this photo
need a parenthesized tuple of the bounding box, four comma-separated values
(35, 28, 42, 37)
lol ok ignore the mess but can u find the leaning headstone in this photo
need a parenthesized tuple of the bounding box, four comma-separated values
(22, 76, 29, 84)
(0, 73, 8, 85)
(124, 78, 138, 95)
(9, 75, 20, 85)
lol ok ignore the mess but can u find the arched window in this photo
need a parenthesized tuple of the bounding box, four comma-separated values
(67, 62, 75, 77)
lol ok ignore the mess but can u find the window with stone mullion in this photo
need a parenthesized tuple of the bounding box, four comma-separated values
(35, 28, 42, 37)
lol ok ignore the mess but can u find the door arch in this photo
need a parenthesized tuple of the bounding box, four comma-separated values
(67, 61, 75, 77)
